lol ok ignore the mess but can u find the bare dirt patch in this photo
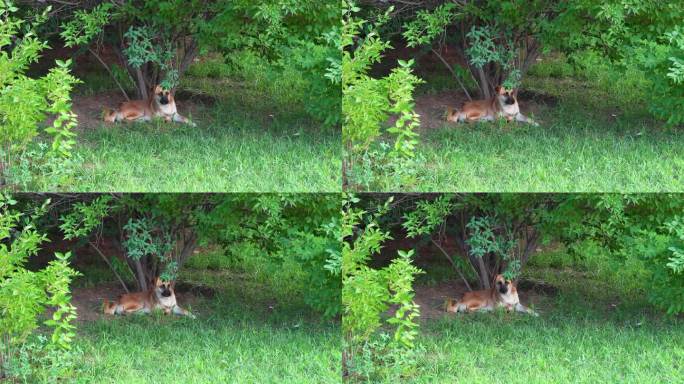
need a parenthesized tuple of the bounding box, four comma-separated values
(412, 280, 551, 322)
(394, 91, 549, 133)
(52, 283, 207, 323)
(66, 92, 206, 131)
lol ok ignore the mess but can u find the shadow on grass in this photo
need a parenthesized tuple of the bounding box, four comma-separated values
(69, 93, 340, 192)
(71, 268, 340, 383)
(407, 263, 682, 383)
(412, 85, 684, 192)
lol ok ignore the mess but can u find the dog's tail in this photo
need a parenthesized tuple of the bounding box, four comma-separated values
(445, 107, 463, 122)
(445, 298, 461, 313)
(103, 108, 118, 123)
(445, 298, 468, 313)
(103, 298, 116, 315)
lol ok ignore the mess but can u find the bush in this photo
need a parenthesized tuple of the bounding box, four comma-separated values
(553, 194, 684, 315)
(0, 194, 80, 381)
(548, 1, 684, 125)
(342, 196, 423, 381)
(2, 142, 83, 191)
(0, 2, 79, 186)
(202, 194, 342, 318)
(342, 2, 422, 190)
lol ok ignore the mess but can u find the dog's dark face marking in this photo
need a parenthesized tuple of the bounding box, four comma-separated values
(495, 86, 517, 105)
(155, 278, 173, 297)
(158, 90, 170, 105)
(154, 86, 172, 105)
(503, 92, 516, 105)
(494, 274, 512, 294)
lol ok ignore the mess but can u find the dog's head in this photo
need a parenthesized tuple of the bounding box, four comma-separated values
(495, 86, 517, 106)
(494, 274, 514, 295)
(153, 85, 173, 105)
(154, 277, 174, 298)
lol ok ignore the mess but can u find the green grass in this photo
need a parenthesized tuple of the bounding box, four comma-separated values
(71, 108, 340, 192)
(414, 308, 682, 383)
(404, 266, 684, 383)
(66, 267, 340, 383)
(73, 299, 339, 383)
(402, 55, 684, 192)
(51, 57, 341, 192)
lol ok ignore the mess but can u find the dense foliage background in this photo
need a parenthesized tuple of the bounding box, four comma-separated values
(0, 193, 341, 381)
(343, 193, 684, 381)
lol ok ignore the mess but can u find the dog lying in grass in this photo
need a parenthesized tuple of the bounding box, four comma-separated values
(103, 85, 196, 127)
(446, 274, 538, 316)
(103, 277, 196, 318)
(446, 86, 539, 126)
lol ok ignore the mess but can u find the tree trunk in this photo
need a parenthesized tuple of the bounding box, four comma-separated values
(132, 258, 148, 291)
(177, 233, 198, 270)
(135, 66, 148, 100)
(178, 39, 199, 79)
(477, 256, 490, 289)
(476, 66, 491, 99)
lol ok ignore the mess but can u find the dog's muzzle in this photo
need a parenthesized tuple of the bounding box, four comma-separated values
(159, 95, 169, 105)
(161, 290, 171, 297)
(504, 97, 515, 105)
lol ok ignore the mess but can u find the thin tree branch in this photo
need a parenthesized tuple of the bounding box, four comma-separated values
(431, 238, 472, 291)
(89, 241, 129, 293)
(88, 47, 130, 100)
(431, 48, 472, 101)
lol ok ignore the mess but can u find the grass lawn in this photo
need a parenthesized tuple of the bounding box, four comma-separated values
(402, 58, 684, 192)
(404, 262, 683, 383)
(414, 307, 682, 383)
(63, 266, 340, 383)
(72, 105, 340, 192)
(40, 58, 341, 192)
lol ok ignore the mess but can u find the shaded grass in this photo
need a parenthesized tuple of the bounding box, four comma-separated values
(68, 265, 340, 383)
(404, 266, 683, 383)
(59, 57, 341, 192)
(74, 299, 339, 383)
(72, 107, 340, 192)
(417, 114, 684, 192)
(414, 308, 682, 383)
(404, 56, 684, 192)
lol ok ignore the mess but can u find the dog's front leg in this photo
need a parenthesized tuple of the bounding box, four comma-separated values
(172, 113, 197, 127)
(515, 113, 539, 126)
(514, 303, 539, 316)
(172, 305, 196, 319)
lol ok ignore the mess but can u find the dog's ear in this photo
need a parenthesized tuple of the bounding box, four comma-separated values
(154, 85, 163, 94)
(154, 277, 161, 286)
(511, 88, 518, 97)
(495, 85, 502, 95)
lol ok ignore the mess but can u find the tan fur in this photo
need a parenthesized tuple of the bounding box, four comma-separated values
(103, 277, 195, 318)
(446, 86, 538, 126)
(103, 85, 196, 127)
(446, 274, 538, 316)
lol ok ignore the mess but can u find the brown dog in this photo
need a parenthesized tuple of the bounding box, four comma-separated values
(103, 277, 195, 318)
(446, 86, 538, 126)
(103, 85, 196, 127)
(446, 274, 538, 316)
